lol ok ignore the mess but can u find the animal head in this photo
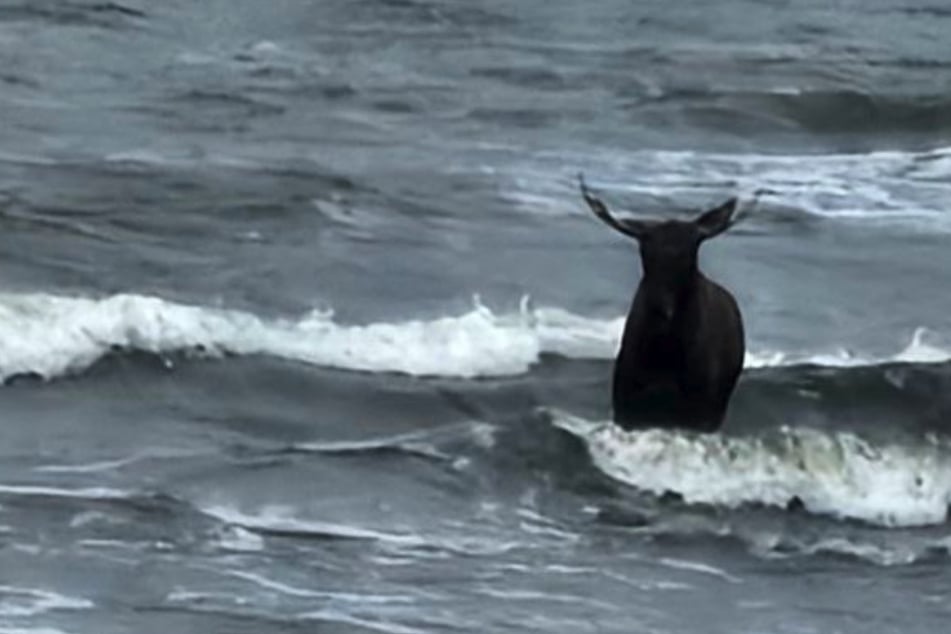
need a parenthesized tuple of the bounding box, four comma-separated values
(579, 174, 739, 321)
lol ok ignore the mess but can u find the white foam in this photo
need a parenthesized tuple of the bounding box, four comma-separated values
(167, 589, 249, 605)
(552, 410, 951, 528)
(200, 504, 425, 546)
(69, 511, 120, 529)
(35, 456, 145, 474)
(202, 504, 527, 557)
(104, 149, 184, 166)
(654, 557, 742, 583)
(0, 586, 92, 618)
(295, 421, 496, 460)
(225, 570, 326, 599)
(299, 610, 427, 634)
(510, 145, 951, 230)
(1, 292, 947, 383)
(214, 525, 265, 552)
(34, 448, 205, 474)
(744, 529, 951, 566)
(797, 537, 922, 567)
(0, 292, 605, 380)
(0, 485, 132, 500)
(745, 328, 951, 369)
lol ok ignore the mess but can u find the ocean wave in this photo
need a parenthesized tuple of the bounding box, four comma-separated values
(602, 495, 951, 566)
(506, 146, 951, 231)
(0, 292, 948, 383)
(759, 533, 951, 567)
(650, 88, 951, 135)
(551, 409, 951, 528)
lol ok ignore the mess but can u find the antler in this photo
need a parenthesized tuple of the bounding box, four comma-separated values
(578, 173, 646, 239)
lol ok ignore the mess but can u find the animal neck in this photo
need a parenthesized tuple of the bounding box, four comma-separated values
(638, 268, 701, 327)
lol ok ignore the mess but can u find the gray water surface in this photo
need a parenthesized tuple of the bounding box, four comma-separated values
(2, 1, 951, 632)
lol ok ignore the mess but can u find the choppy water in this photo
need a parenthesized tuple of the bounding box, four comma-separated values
(2, 1, 951, 632)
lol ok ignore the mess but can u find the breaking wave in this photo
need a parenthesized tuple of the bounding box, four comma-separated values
(504, 145, 951, 231)
(0, 292, 948, 383)
(552, 409, 951, 528)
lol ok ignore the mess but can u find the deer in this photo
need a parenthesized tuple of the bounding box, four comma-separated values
(579, 175, 745, 433)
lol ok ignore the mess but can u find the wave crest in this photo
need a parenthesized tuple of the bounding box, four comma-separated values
(552, 410, 951, 528)
(0, 292, 947, 383)
(0, 292, 620, 382)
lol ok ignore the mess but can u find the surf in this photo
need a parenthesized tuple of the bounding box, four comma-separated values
(0, 291, 948, 383)
(549, 408, 951, 528)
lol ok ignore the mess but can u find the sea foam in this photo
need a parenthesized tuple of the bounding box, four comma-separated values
(552, 410, 951, 528)
(0, 292, 947, 383)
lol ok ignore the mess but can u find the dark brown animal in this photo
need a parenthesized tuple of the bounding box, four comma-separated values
(579, 175, 745, 432)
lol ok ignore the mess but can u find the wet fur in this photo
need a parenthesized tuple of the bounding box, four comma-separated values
(580, 175, 745, 432)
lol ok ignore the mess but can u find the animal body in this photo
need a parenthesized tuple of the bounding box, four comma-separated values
(579, 175, 745, 432)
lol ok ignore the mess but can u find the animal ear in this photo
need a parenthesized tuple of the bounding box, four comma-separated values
(578, 173, 651, 240)
(695, 197, 738, 240)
